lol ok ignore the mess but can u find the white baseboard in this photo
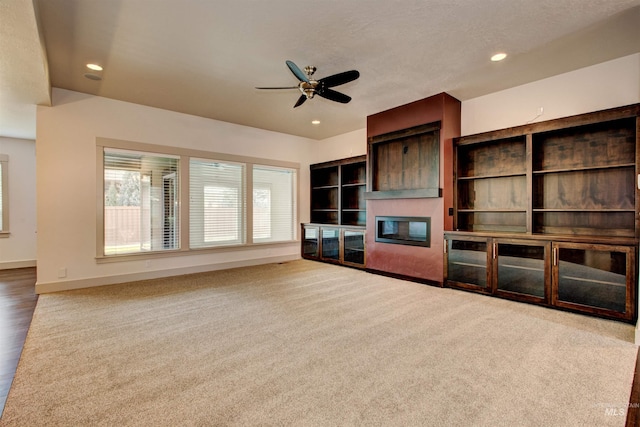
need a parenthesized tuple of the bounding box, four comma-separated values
(0, 259, 36, 270)
(35, 254, 300, 294)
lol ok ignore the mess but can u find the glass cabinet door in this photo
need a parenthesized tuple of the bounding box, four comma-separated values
(446, 238, 490, 291)
(553, 243, 633, 319)
(321, 227, 341, 261)
(302, 225, 319, 258)
(343, 229, 365, 266)
(494, 240, 548, 301)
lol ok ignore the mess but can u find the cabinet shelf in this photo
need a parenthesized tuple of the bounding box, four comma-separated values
(500, 264, 544, 273)
(312, 185, 339, 190)
(457, 172, 526, 180)
(533, 208, 635, 212)
(310, 155, 367, 227)
(458, 209, 527, 213)
(533, 163, 635, 174)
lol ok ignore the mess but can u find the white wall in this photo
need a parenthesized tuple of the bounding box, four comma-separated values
(35, 54, 640, 293)
(311, 128, 367, 164)
(0, 137, 37, 268)
(462, 53, 640, 136)
(36, 88, 315, 292)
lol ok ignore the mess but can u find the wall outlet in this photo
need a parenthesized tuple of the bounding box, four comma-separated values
(58, 267, 67, 278)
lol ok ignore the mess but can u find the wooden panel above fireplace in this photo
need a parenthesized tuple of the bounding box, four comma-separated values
(365, 122, 441, 199)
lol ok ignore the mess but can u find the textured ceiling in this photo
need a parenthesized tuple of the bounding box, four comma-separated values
(2, 0, 640, 140)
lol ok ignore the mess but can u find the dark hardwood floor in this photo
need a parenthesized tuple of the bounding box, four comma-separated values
(0, 267, 37, 418)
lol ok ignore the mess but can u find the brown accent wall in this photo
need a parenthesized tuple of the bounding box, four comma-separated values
(366, 93, 461, 283)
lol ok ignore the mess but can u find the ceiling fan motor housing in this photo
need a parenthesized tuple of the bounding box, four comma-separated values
(299, 80, 318, 99)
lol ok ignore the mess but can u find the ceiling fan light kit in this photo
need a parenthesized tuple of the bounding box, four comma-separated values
(257, 60, 360, 108)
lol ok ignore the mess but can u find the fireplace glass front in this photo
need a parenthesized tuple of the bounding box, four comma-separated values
(375, 216, 430, 247)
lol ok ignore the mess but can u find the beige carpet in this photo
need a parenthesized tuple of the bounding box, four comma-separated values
(1, 260, 637, 426)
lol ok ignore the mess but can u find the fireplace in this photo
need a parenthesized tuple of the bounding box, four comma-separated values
(375, 216, 431, 247)
(365, 92, 460, 283)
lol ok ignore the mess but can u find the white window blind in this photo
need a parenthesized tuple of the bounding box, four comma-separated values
(190, 158, 245, 248)
(104, 149, 179, 255)
(253, 165, 296, 243)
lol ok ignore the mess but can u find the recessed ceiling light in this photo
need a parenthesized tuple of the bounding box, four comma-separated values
(86, 63, 103, 71)
(311, 120, 320, 125)
(491, 53, 507, 62)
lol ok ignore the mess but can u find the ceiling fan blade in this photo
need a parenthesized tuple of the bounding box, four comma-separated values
(318, 70, 360, 88)
(294, 94, 307, 108)
(255, 86, 298, 90)
(286, 60, 309, 83)
(317, 88, 351, 104)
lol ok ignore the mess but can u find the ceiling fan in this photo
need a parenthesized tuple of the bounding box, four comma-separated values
(256, 60, 360, 108)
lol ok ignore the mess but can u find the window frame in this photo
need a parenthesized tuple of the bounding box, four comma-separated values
(103, 148, 181, 255)
(0, 154, 8, 237)
(189, 157, 246, 249)
(252, 164, 297, 244)
(96, 138, 300, 262)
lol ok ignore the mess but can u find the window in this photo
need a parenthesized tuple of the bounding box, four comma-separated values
(190, 159, 245, 248)
(103, 148, 179, 255)
(0, 154, 8, 234)
(98, 139, 299, 259)
(253, 165, 296, 243)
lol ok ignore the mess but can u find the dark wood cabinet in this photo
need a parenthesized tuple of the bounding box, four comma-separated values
(445, 232, 635, 321)
(552, 241, 635, 318)
(305, 156, 366, 268)
(448, 104, 640, 322)
(310, 156, 366, 226)
(456, 136, 528, 233)
(341, 160, 367, 227)
(301, 224, 365, 268)
(493, 238, 549, 303)
(531, 117, 636, 237)
(302, 225, 320, 258)
(446, 235, 491, 291)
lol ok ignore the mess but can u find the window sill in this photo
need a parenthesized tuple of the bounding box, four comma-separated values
(0, 231, 9, 238)
(95, 240, 299, 264)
